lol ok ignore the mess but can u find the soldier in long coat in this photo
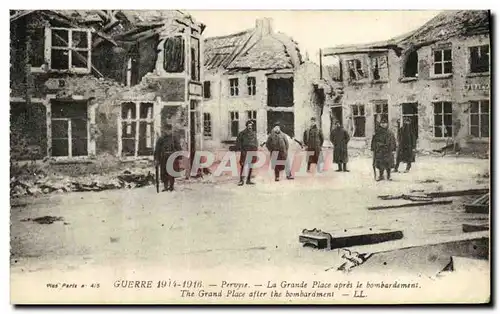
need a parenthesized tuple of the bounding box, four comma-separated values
(154, 125, 182, 192)
(266, 122, 293, 181)
(394, 118, 417, 173)
(236, 120, 259, 186)
(330, 121, 351, 172)
(371, 118, 397, 181)
(303, 117, 324, 172)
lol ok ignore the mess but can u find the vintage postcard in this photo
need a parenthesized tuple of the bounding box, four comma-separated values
(9, 9, 491, 304)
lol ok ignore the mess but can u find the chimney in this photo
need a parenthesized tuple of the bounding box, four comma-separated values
(255, 17, 273, 36)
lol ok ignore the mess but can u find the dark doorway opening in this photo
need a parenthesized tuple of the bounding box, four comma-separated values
(401, 102, 419, 139)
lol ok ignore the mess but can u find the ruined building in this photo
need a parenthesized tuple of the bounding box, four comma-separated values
(202, 18, 322, 149)
(10, 10, 205, 161)
(321, 10, 490, 153)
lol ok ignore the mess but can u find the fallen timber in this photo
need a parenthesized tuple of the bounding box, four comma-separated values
(368, 200, 453, 210)
(426, 188, 489, 198)
(299, 228, 403, 250)
(464, 193, 489, 214)
(462, 223, 489, 233)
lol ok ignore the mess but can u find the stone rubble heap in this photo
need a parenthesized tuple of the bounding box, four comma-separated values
(10, 170, 155, 198)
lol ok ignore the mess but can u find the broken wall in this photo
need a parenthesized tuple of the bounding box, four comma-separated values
(294, 62, 322, 143)
(335, 34, 490, 153)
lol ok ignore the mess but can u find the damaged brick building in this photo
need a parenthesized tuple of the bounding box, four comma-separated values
(202, 18, 322, 149)
(320, 10, 490, 153)
(10, 10, 205, 161)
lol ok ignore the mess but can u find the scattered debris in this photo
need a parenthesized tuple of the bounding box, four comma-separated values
(368, 200, 453, 210)
(464, 193, 489, 214)
(417, 179, 439, 184)
(334, 249, 373, 273)
(110, 237, 120, 243)
(21, 216, 64, 224)
(378, 194, 433, 202)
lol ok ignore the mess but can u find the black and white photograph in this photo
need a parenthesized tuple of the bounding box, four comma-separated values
(8, 8, 491, 304)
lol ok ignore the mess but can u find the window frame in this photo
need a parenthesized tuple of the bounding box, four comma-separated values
(469, 100, 490, 139)
(432, 47, 453, 77)
(350, 104, 366, 138)
(203, 112, 212, 139)
(246, 110, 257, 133)
(203, 81, 211, 99)
(118, 101, 155, 158)
(370, 54, 389, 82)
(247, 76, 257, 96)
(229, 78, 239, 97)
(373, 101, 389, 127)
(346, 58, 367, 83)
(31, 27, 92, 74)
(229, 111, 240, 139)
(432, 101, 453, 139)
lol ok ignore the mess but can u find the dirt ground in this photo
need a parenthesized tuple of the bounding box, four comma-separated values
(10, 155, 489, 277)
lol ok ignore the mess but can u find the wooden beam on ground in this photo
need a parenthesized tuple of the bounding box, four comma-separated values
(426, 188, 489, 198)
(368, 200, 453, 210)
(299, 228, 332, 250)
(465, 204, 489, 214)
(330, 230, 404, 249)
(462, 223, 489, 233)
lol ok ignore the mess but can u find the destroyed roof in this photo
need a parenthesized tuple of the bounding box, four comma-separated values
(323, 10, 490, 55)
(10, 10, 204, 40)
(204, 18, 303, 72)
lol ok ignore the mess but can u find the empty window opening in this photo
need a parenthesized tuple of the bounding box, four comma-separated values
(229, 111, 240, 138)
(267, 111, 294, 137)
(126, 56, 140, 87)
(470, 45, 490, 73)
(433, 101, 453, 138)
(229, 78, 239, 96)
(347, 59, 366, 81)
(163, 36, 185, 73)
(267, 78, 294, 107)
(247, 77, 256, 95)
(404, 50, 419, 78)
(190, 36, 200, 81)
(433, 48, 452, 75)
(351, 104, 366, 137)
(370, 55, 388, 81)
(203, 81, 211, 99)
(470, 100, 489, 138)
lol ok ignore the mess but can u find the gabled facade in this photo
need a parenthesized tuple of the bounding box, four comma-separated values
(321, 10, 491, 153)
(10, 10, 205, 161)
(202, 18, 322, 149)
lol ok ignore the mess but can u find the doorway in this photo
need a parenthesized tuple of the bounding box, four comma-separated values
(401, 102, 419, 139)
(331, 105, 343, 127)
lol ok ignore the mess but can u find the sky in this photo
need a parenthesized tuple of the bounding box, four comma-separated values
(186, 10, 442, 64)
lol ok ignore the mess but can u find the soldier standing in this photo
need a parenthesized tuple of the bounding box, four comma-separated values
(371, 117, 397, 181)
(236, 120, 258, 186)
(330, 120, 351, 172)
(394, 117, 417, 173)
(154, 125, 182, 192)
(303, 117, 324, 172)
(266, 121, 294, 181)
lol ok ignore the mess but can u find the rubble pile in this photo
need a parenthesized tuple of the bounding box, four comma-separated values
(10, 170, 155, 198)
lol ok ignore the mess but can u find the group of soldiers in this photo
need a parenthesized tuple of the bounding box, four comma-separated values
(153, 115, 417, 191)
